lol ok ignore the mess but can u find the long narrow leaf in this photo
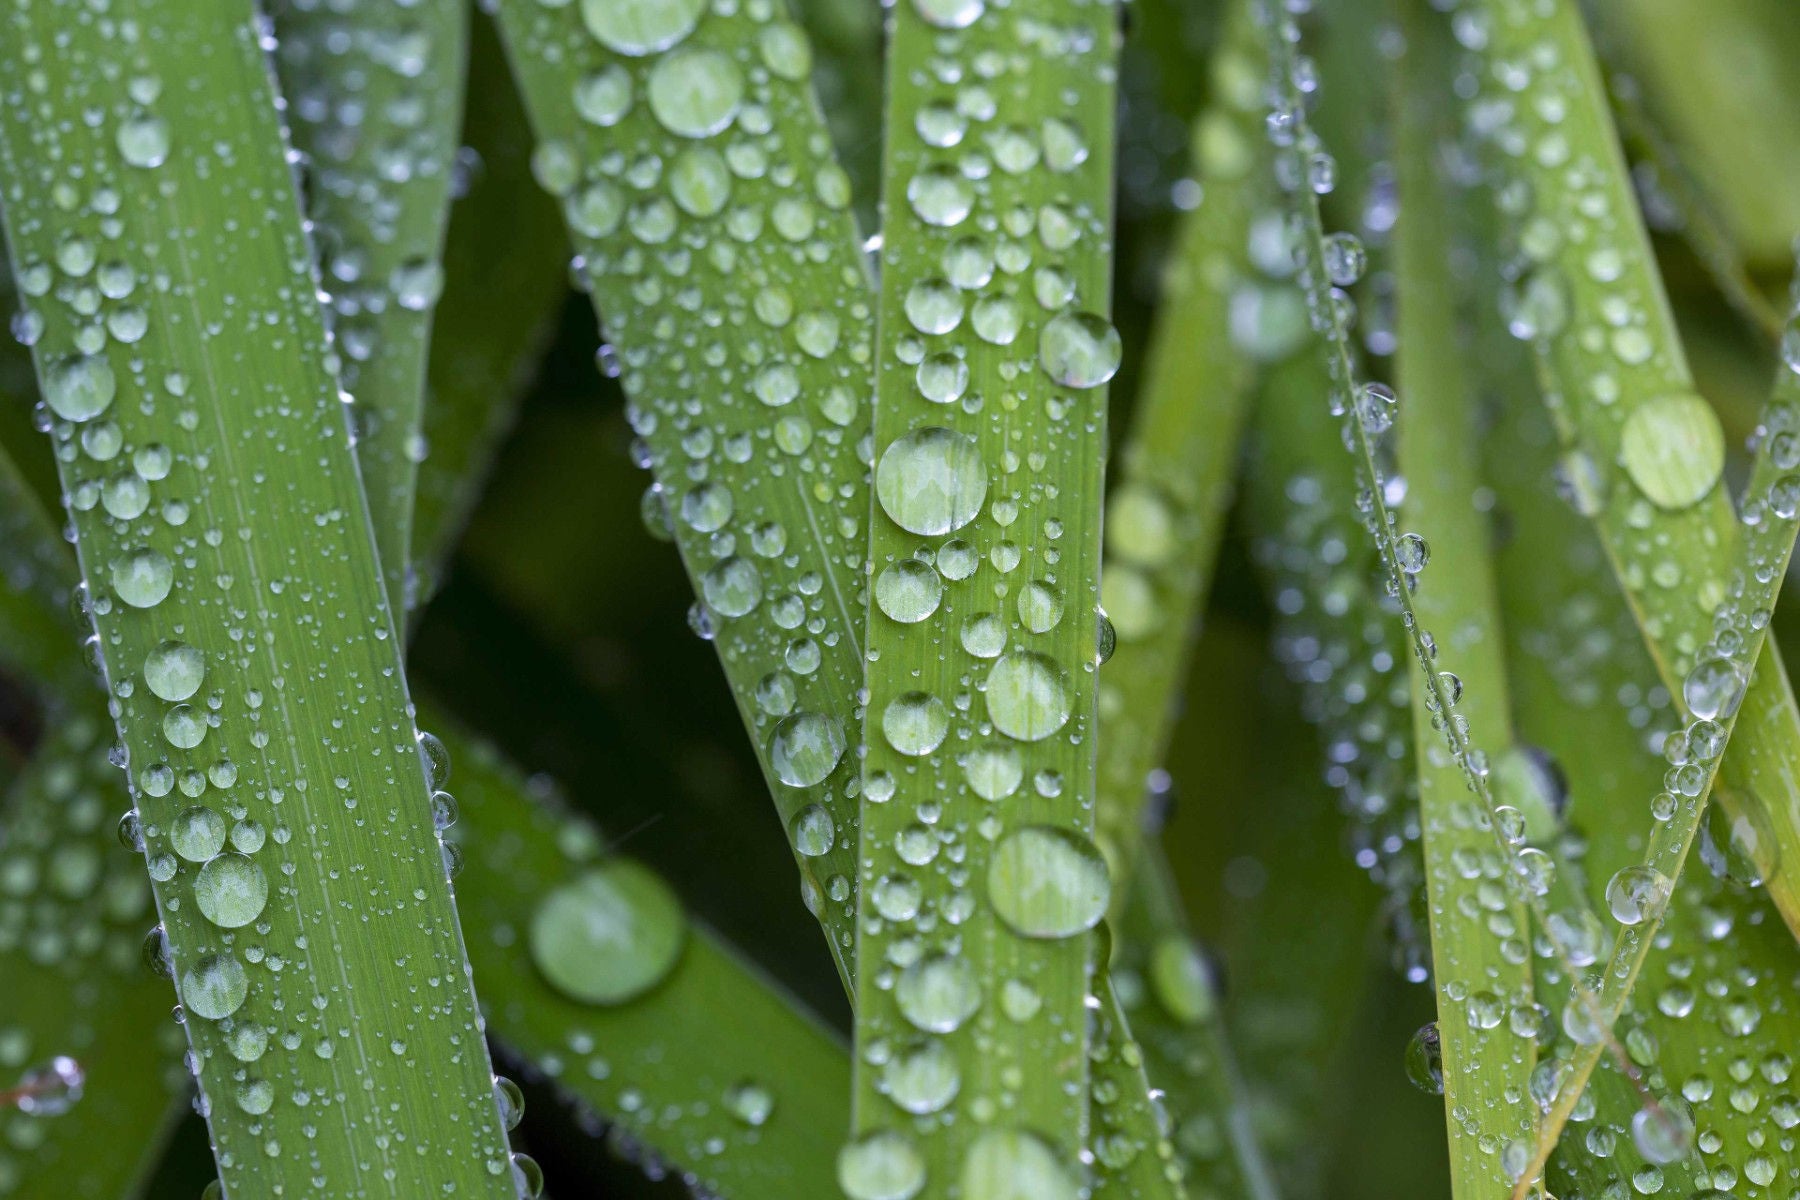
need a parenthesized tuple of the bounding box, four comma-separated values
(0, 2, 516, 1190)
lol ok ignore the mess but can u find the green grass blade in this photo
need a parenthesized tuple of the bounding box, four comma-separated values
(1393, 29, 1535, 1190)
(1483, 282, 1800, 1200)
(848, 0, 1121, 1187)
(1452, 0, 1800, 941)
(411, 14, 570, 595)
(435, 714, 852, 1199)
(489, 0, 873, 988)
(0, 429, 857, 1200)
(0, 2, 517, 1191)
(271, 0, 470, 613)
(1096, 0, 1261, 904)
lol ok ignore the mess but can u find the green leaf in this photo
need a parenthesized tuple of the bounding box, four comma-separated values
(271, 0, 471, 611)
(847, 0, 1122, 1187)
(1392, 27, 1536, 1190)
(0, 3, 515, 1191)
(1452, 0, 1800, 942)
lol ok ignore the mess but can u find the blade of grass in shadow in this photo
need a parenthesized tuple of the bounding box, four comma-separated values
(0, 1, 518, 1191)
(848, 0, 1122, 1185)
(1451, 0, 1800, 940)
(271, 0, 470, 612)
(411, 12, 570, 596)
(1392, 22, 1537, 1193)
(0, 427, 860, 1200)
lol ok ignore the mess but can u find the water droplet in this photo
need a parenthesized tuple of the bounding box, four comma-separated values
(194, 853, 268, 929)
(580, 0, 706, 55)
(143, 640, 204, 702)
(647, 49, 744, 139)
(883, 1040, 960, 1114)
(573, 65, 633, 126)
(44, 355, 116, 422)
(768, 712, 847, 787)
(896, 953, 980, 1032)
(14, 1056, 84, 1116)
(876, 560, 944, 623)
(116, 114, 170, 168)
(1631, 1102, 1694, 1164)
(1606, 864, 1671, 926)
(789, 805, 835, 857)
(960, 1129, 1078, 1200)
(1149, 936, 1214, 1024)
(112, 548, 173, 608)
(725, 1079, 774, 1126)
(1619, 393, 1724, 510)
(876, 427, 988, 536)
(907, 165, 973, 227)
(839, 1129, 926, 1200)
(181, 952, 248, 1020)
(495, 1076, 526, 1131)
(1405, 1023, 1444, 1094)
(529, 860, 686, 1005)
(963, 743, 1022, 801)
(987, 827, 1109, 939)
(171, 806, 226, 862)
(1038, 311, 1121, 389)
(985, 652, 1071, 741)
(882, 692, 950, 756)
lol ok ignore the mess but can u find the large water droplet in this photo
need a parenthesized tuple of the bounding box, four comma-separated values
(883, 1040, 960, 1114)
(112, 548, 173, 608)
(1619, 393, 1724, 510)
(959, 1129, 1079, 1200)
(876, 427, 987, 536)
(838, 1130, 926, 1200)
(194, 853, 268, 929)
(45, 355, 117, 422)
(985, 652, 1071, 741)
(1038, 311, 1121, 389)
(876, 559, 944, 623)
(530, 860, 686, 1005)
(144, 640, 204, 701)
(882, 692, 950, 756)
(768, 711, 847, 787)
(181, 952, 248, 1020)
(580, 0, 706, 55)
(896, 953, 980, 1032)
(647, 49, 744, 139)
(987, 827, 1109, 939)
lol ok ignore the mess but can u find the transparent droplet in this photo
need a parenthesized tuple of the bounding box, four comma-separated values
(987, 826, 1109, 939)
(529, 860, 686, 1005)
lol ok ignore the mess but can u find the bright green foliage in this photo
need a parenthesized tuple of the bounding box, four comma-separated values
(490, 0, 874, 986)
(271, 0, 470, 612)
(0, 1, 515, 1191)
(1453, 0, 1800, 940)
(1393, 38, 1536, 1191)
(848, 0, 1121, 1187)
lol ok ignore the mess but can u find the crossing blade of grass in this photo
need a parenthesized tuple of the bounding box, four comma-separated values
(1393, 27, 1537, 1191)
(0, 1, 518, 1192)
(1450, 0, 1800, 940)
(849, 0, 1121, 1186)
(489, 0, 874, 988)
(0, 425, 858, 1200)
(1483, 281, 1800, 1200)
(271, 0, 470, 613)
(411, 13, 570, 596)
(1096, 0, 1262, 907)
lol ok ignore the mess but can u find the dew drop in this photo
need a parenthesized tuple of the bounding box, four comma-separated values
(194, 853, 268, 929)
(876, 560, 945, 623)
(144, 640, 204, 702)
(44, 355, 116, 422)
(838, 1129, 926, 1200)
(647, 49, 744, 139)
(580, 0, 706, 55)
(529, 860, 686, 1005)
(985, 652, 1071, 741)
(112, 548, 173, 608)
(768, 711, 847, 787)
(1038, 311, 1121, 389)
(896, 953, 980, 1032)
(181, 952, 248, 1020)
(987, 826, 1109, 939)
(882, 692, 949, 756)
(876, 427, 987, 537)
